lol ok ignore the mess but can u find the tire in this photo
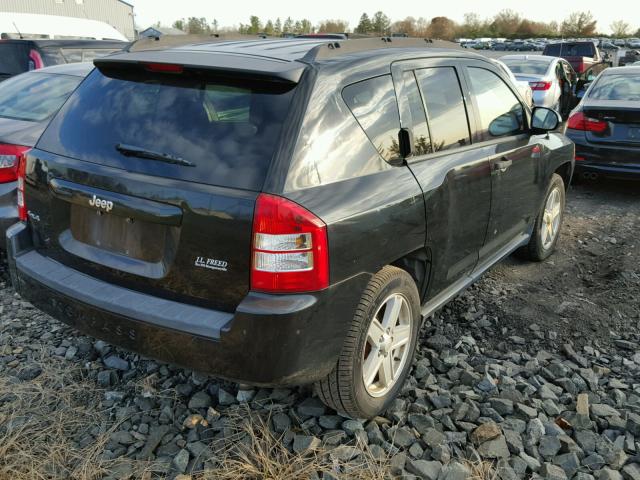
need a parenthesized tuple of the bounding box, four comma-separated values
(522, 173, 566, 261)
(315, 266, 421, 419)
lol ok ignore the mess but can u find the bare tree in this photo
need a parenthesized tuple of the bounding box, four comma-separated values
(490, 9, 522, 37)
(427, 17, 457, 40)
(561, 11, 597, 37)
(610, 20, 630, 37)
(317, 19, 349, 33)
(391, 17, 417, 37)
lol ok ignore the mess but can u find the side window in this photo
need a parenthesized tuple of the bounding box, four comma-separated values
(342, 75, 401, 162)
(414, 67, 471, 152)
(401, 71, 432, 155)
(468, 67, 525, 139)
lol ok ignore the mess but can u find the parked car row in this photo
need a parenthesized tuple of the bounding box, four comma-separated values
(0, 37, 575, 419)
(461, 37, 640, 52)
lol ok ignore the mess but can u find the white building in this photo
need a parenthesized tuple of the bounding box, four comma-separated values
(0, 0, 135, 39)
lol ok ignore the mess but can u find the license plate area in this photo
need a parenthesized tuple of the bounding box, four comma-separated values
(629, 127, 640, 140)
(70, 204, 166, 262)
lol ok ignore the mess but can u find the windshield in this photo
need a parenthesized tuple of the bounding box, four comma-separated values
(545, 43, 595, 57)
(0, 72, 82, 122)
(502, 60, 550, 75)
(37, 68, 296, 190)
(588, 75, 640, 101)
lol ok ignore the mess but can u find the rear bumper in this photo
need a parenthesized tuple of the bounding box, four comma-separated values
(7, 223, 367, 386)
(567, 131, 640, 180)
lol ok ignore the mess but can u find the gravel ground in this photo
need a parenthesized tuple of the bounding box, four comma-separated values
(0, 178, 639, 479)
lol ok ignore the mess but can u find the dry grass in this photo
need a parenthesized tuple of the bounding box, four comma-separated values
(0, 350, 392, 480)
(1, 348, 487, 480)
(197, 407, 391, 480)
(464, 459, 498, 480)
(0, 349, 154, 480)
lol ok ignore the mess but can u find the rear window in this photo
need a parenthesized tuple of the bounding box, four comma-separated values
(544, 43, 596, 57)
(502, 60, 550, 75)
(0, 72, 82, 122)
(41, 48, 122, 65)
(588, 75, 640, 101)
(0, 44, 28, 76)
(37, 68, 296, 190)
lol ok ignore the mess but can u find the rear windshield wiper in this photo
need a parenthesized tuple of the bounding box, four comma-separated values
(115, 143, 195, 167)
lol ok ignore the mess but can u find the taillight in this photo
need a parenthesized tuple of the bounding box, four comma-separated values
(567, 111, 608, 133)
(251, 193, 329, 293)
(17, 153, 28, 221)
(28, 49, 44, 70)
(529, 81, 552, 91)
(0, 144, 30, 183)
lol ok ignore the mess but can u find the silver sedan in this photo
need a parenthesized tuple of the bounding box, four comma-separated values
(500, 55, 577, 118)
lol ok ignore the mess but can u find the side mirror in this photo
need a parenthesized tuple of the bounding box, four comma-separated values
(531, 107, 561, 133)
(398, 128, 412, 159)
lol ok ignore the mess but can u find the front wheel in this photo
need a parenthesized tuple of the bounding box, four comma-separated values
(522, 173, 566, 261)
(315, 266, 421, 419)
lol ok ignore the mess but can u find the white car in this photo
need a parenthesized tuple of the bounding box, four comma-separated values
(500, 55, 577, 118)
(491, 59, 533, 107)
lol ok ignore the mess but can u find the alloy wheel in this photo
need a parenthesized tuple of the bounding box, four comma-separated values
(541, 186, 562, 250)
(361, 293, 412, 397)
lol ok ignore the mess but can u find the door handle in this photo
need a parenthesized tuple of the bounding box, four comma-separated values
(493, 157, 513, 173)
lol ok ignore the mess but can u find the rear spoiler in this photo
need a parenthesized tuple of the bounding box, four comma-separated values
(93, 50, 306, 84)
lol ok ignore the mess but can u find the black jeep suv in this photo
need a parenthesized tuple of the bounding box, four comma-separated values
(7, 38, 574, 419)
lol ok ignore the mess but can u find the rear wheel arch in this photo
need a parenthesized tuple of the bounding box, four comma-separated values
(554, 161, 573, 191)
(390, 247, 431, 304)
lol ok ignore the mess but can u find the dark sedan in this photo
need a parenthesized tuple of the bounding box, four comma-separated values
(566, 67, 640, 181)
(0, 62, 92, 245)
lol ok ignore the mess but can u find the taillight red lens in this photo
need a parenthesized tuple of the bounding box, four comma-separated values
(251, 193, 329, 293)
(0, 144, 30, 183)
(529, 81, 552, 91)
(567, 112, 608, 133)
(17, 152, 28, 221)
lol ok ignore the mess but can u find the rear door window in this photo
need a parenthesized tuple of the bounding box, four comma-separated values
(415, 67, 471, 152)
(37, 68, 296, 191)
(468, 67, 525, 139)
(342, 75, 401, 162)
(0, 72, 82, 122)
(401, 71, 432, 155)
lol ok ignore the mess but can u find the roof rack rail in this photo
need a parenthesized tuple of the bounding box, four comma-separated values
(302, 37, 461, 62)
(126, 33, 266, 52)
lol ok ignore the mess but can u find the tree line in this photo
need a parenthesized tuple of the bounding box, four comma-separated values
(167, 10, 640, 39)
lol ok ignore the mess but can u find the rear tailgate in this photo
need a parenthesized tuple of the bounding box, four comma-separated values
(583, 100, 640, 167)
(584, 101, 640, 143)
(28, 59, 300, 312)
(564, 56, 591, 74)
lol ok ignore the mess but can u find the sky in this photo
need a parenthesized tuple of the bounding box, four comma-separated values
(128, 0, 637, 35)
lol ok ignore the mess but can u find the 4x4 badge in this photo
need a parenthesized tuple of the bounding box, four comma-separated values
(89, 194, 113, 212)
